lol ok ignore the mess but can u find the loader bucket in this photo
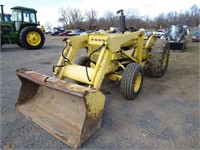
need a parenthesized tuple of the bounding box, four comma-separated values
(169, 42, 185, 51)
(15, 68, 105, 149)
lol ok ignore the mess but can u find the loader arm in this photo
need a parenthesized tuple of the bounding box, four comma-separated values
(54, 31, 144, 90)
(58, 37, 113, 90)
(53, 34, 88, 77)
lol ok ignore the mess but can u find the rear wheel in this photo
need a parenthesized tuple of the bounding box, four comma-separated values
(19, 26, 45, 50)
(120, 63, 144, 100)
(148, 39, 170, 78)
(17, 41, 24, 48)
(1, 37, 3, 47)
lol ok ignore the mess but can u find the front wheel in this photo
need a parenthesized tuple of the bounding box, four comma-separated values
(74, 56, 90, 66)
(19, 26, 45, 50)
(73, 56, 91, 85)
(120, 63, 144, 100)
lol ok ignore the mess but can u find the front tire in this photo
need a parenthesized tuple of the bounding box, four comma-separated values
(120, 63, 144, 100)
(74, 56, 91, 84)
(19, 26, 45, 50)
(74, 56, 90, 66)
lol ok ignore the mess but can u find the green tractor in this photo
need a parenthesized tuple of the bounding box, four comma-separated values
(0, 5, 45, 49)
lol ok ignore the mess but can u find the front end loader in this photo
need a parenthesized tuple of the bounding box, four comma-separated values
(164, 25, 189, 52)
(16, 10, 170, 148)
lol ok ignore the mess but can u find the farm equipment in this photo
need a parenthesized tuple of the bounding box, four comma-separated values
(0, 5, 45, 49)
(16, 10, 170, 148)
(164, 25, 189, 52)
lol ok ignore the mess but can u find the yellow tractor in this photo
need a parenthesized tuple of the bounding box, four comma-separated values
(16, 10, 170, 148)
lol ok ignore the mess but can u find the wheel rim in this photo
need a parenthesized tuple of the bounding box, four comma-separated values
(162, 51, 168, 70)
(26, 31, 41, 46)
(133, 72, 142, 92)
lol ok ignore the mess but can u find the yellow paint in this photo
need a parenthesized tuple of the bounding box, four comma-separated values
(26, 31, 41, 46)
(54, 45, 71, 76)
(92, 49, 113, 89)
(54, 30, 158, 91)
(62, 64, 93, 84)
(134, 33, 144, 64)
(108, 31, 143, 52)
(133, 72, 142, 92)
(145, 35, 157, 50)
(162, 51, 168, 70)
(106, 74, 122, 81)
(85, 91, 105, 118)
(88, 34, 109, 46)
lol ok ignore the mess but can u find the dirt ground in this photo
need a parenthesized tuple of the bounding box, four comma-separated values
(0, 33, 199, 149)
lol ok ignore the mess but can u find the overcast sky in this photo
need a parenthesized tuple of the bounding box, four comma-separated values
(1, 0, 200, 27)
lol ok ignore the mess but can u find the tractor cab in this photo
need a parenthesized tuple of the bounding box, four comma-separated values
(0, 13, 11, 21)
(0, 5, 45, 49)
(11, 6, 38, 31)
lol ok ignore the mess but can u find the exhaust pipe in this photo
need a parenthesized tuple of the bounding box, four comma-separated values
(116, 9, 126, 33)
(0, 5, 5, 21)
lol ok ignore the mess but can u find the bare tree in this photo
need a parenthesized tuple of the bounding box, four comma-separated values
(125, 8, 139, 19)
(166, 11, 178, 25)
(183, 11, 191, 26)
(57, 5, 200, 31)
(190, 5, 200, 26)
(97, 17, 107, 29)
(85, 8, 98, 26)
(154, 13, 167, 29)
(65, 7, 74, 29)
(104, 11, 118, 28)
(58, 7, 85, 29)
(70, 8, 85, 28)
(58, 8, 68, 28)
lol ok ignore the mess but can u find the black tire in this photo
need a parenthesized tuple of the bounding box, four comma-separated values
(19, 26, 45, 50)
(17, 41, 24, 48)
(1, 37, 3, 47)
(120, 63, 144, 100)
(148, 39, 170, 78)
(74, 56, 90, 66)
(181, 42, 187, 52)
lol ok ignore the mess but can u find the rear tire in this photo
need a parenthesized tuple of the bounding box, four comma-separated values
(1, 37, 3, 47)
(120, 63, 144, 100)
(17, 41, 24, 48)
(19, 26, 45, 50)
(148, 39, 170, 78)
